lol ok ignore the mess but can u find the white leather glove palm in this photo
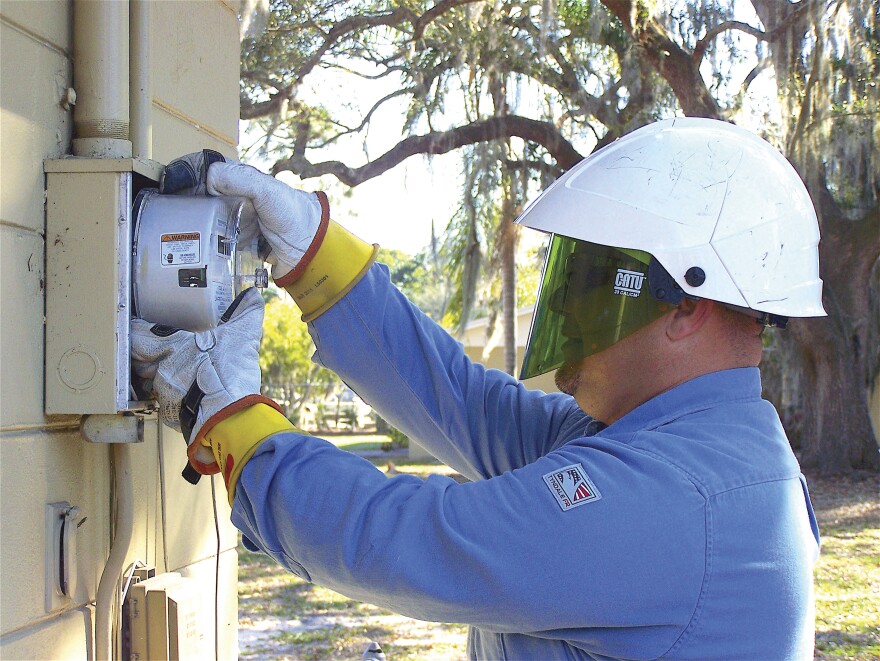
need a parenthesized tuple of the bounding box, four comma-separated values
(207, 161, 325, 282)
(131, 288, 269, 477)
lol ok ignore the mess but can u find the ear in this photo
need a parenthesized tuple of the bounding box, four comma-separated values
(666, 298, 715, 341)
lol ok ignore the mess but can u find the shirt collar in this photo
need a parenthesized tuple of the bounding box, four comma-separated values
(599, 367, 763, 436)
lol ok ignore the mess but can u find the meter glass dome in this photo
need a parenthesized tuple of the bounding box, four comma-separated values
(132, 190, 264, 332)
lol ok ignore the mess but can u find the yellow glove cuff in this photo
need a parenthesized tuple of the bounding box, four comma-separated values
(204, 403, 298, 504)
(280, 219, 378, 322)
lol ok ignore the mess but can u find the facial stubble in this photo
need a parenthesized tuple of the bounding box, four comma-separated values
(554, 359, 584, 396)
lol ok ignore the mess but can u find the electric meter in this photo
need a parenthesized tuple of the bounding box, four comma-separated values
(132, 190, 268, 331)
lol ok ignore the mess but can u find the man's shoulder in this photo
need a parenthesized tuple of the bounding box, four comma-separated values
(621, 397, 801, 496)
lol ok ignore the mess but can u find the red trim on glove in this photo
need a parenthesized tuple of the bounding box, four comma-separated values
(187, 394, 285, 474)
(274, 191, 330, 288)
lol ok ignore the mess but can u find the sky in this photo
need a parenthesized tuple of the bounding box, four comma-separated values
(242, 77, 466, 256)
(275, 149, 463, 256)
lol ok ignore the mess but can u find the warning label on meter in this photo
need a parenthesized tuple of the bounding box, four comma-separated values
(214, 282, 233, 319)
(161, 232, 200, 266)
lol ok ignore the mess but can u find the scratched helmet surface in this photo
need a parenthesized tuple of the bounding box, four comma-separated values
(517, 118, 826, 380)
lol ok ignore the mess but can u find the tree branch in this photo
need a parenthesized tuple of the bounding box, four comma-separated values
(241, 89, 296, 120)
(787, 28, 823, 157)
(599, 0, 722, 118)
(272, 115, 584, 185)
(413, 0, 480, 40)
(241, 0, 480, 121)
(296, 0, 481, 85)
(693, 20, 768, 63)
(313, 88, 415, 147)
(726, 58, 772, 117)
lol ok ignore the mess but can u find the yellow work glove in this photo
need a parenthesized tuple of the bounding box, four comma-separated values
(278, 219, 378, 320)
(204, 403, 298, 504)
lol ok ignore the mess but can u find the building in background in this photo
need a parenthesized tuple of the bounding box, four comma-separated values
(1, 1, 241, 657)
(461, 306, 557, 394)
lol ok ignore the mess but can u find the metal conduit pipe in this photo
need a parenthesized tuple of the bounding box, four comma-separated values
(130, 0, 152, 159)
(95, 442, 134, 661)
(72, 0, 132, 158)
(71, 2, 136, 657)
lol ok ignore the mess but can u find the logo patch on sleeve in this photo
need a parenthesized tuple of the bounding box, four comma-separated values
(543, 464, 602, 511)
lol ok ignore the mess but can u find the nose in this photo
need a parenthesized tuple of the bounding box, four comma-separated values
(549, 282, 571, 315)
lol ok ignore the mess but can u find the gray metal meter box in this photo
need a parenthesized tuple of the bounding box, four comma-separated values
(45, 157, 162, 414)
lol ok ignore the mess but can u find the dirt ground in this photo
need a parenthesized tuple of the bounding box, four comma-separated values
(805, 470, 878, 529)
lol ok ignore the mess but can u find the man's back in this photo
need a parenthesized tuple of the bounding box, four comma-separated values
(468, 369, 818, 660)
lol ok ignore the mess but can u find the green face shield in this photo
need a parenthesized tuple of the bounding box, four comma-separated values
(520, 235, 674, 380)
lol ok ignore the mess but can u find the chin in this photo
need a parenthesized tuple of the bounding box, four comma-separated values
(554, 360, 583, 396)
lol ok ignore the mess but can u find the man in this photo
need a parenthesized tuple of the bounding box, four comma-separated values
(133, 118, 823, 660)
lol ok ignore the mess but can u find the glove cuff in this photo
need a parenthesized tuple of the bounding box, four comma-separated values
(280, 218, 379, 321)
(187, 394, 284, 474)
(273, 191, 331, 286)
(204, 403, 298, 504)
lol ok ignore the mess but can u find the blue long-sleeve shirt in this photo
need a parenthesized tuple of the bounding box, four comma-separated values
(233, 264, 819, 660)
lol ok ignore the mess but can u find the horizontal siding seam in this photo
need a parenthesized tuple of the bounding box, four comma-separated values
(0, 604, 93, 641)
(0, 421, 80, 435)
(0, 13, 70, 58)
(152, 99, 237, 148)
(0, 220, 45, 236)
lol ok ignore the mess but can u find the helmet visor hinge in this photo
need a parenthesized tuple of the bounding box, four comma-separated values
(647, 258, 697, 305)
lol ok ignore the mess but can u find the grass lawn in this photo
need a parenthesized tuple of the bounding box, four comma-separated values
(326, 434, 390, 454)
(238, 440, 879, 660)
(808, 472, 880, 660)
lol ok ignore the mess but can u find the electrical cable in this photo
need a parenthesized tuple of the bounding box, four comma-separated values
(162, 420, 222, 658)
(119, 560, 148, 605)
(211, 475, 221, 661)
(157, 421, 170, 572)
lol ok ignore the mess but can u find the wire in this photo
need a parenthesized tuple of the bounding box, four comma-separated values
(210, 475, 221, 661)
(119, 560, 148, 605)
(108, 445, 118, 658)
(161, 420, 221, 659)
(157, 422, 170, 572)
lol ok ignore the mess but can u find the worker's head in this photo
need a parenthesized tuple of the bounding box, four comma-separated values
(516, 118, 825, 403)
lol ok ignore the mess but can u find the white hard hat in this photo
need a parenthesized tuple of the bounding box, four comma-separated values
(516, 117, 826, 318)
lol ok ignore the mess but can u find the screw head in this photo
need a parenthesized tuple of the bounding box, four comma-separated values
(684, 267, 706, 287)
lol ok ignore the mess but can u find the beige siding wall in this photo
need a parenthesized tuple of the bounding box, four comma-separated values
(0, 1, 241, 657)
(151, 0, 240, 156)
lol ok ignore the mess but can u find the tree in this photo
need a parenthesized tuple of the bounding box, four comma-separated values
(241, 0, 659, 378)
(601, 0, 879, 472)
(240, 0, 878, 473)
(260, 293, 338, 423)
(750, 0, 879, 473)
(378, 246, 452, 319)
